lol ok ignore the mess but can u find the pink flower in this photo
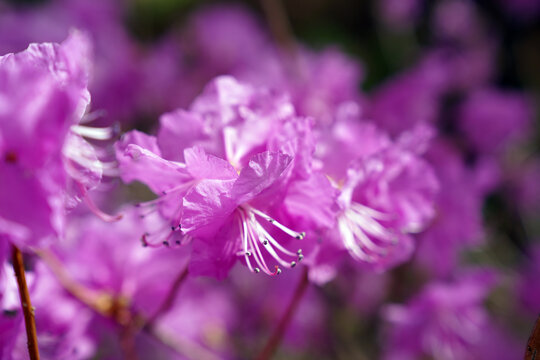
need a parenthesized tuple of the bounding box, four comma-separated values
(335, 127, 439, 270)
(382, 270, 519, 360)
(459, 88, 532, 155)
(0, 31, 118, 250)
(117, 76, 337, 279)
(308, 124, 439, 281)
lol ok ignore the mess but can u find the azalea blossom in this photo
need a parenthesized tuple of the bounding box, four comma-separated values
(0, 31, 118, 250)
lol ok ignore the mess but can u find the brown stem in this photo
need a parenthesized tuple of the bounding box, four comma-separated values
(144, 266, 189, 329)
(259, 0, 304, 80)
(12, 246, 40, 360)
(119, 324, 140, 360)
(259, 0, 297, 54)
(256, 267, 310, 360)
(525, 315, 540, 360)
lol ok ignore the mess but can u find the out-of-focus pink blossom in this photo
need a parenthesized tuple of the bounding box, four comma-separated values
(382, 270, 519, 360)
(378, 0, 424, 29)
(368, 57, 448, 136)
(0, 32, 104, 249)
(415, 140, 486, 277)
(459, 88, 533, 155)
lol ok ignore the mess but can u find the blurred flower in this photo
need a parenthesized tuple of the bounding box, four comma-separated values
(0, 0, 143, 123)
(382, 270, 518, 360)
(458, 88, 533, 155)
(368, 56, 448, 136)
(433, 0, 484, 44)
(308, 124, 439, 283)
(156, 278, 237, 359)
(378, 0, 424, 29)
(415, 140, 486, 277)
(0, 31, 112, 249)
(332, 125, 439, 271)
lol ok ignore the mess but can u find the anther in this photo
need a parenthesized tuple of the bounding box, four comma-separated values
(276, 268, 282, 274)
(254, 268, 261, 273)
(175, 240, 181, 245)
(295, 232, 306, 240)
(163, 241, 170, 247)
(298, 254, 304, 261)
(245, 251, 252, 256)
(290, 261, 297, 268)
(297, 249, 303, 255)
(263, 240, 268, 245)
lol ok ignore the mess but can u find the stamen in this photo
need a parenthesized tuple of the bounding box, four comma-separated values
(80, 187, 123, 222)
(250, 207, 306, 241)
(236, 207, 305, 276)
(338, 202, 399, 263)
(101, 161, 120, 177)
(247, 217, 274, 275)
(140, 233, 162, 248)
(239, 211, 256, 274)
(140, 222, 187, 248)
(71, 125, 115, 140)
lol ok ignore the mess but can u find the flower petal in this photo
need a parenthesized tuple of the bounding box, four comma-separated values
(115, 131, 190, 194)
(231, 151, 292, 205)
(184, 146, 238, 180)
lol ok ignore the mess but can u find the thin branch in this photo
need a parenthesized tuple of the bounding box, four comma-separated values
(12, 245, 40, 360)
(38, 249, 212, 359)
(259, 0, 303, 79)
(36, 249, 112, 316)
(256, 267, 310, 360)
(119, 324, 140, 360)
(525, 315, 540, 360)
(144, 266, 189, 329)
(259, 0, 297, 54)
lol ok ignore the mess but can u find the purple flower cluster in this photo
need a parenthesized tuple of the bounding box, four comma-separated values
(0, 0, 538, 359)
